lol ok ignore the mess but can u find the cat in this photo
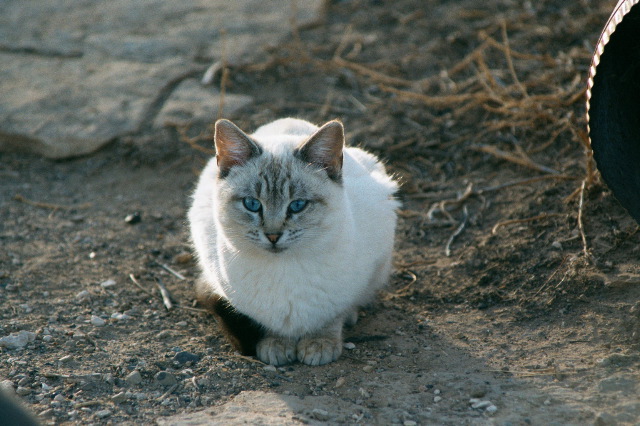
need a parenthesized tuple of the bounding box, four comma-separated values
(188, 117, 399, 365)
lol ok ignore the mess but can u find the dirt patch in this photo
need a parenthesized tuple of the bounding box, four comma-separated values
(2, 0, 640, 424)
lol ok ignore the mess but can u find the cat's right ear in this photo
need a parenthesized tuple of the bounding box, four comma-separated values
(214, 119, 262, 178)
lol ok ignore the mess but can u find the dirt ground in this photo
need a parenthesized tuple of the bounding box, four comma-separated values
(2, 0, 640, 424)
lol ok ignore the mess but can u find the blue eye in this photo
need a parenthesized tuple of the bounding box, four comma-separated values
(242, 197, 261, 212)
(288, 199, 308, 213)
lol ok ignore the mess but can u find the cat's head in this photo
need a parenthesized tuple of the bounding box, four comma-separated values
(213, 119, 344, 254)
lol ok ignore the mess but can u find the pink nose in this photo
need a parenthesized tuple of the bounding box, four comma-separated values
(265, 233, 282, 244)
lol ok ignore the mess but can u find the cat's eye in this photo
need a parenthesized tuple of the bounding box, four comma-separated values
(242, 197, 262, 212)
(288, 199, 308, 213)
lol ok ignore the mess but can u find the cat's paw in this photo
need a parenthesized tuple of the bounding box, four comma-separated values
(297, 337, 342, 366)
(256, 336, 296, 366)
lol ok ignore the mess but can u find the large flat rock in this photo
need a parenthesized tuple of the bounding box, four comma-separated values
(0, 0, 323, 158)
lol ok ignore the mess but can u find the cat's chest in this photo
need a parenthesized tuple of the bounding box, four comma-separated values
(220, 253, 357, 335)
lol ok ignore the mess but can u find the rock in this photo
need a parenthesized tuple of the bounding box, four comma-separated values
(0, 331, 36, 350)
(594, 412, 617, 426)
(173, 252, 193, 264)
(173, 351, 200, 365)
(111, 392, 127, 404)
(362, 365, 374, 373)
(16, 386, 30, 396)
(311, 408, 330, 421)
(262, 365, 277, 373)
(90, 315, 106, 327)
(75, 290, 91, 303)
(100, 279, 116, 288)
(0, 0, 325, 159)
(343, 342, 356, 350)
(153, 79, 252, 128)
(124, 212, 142, 224)
(335, 377, 346, 388)
(53, 394, 65, 402)
(154, 371, 177, 386)
(433, 396, 442, 403)
(125, 370, 143, 386)
(0, 380, 15, 393)
(96, 409, 112, 419)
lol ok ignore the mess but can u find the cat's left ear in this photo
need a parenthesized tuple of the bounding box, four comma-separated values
(295, 120, 344, 182)
(214, 119, 262, 178)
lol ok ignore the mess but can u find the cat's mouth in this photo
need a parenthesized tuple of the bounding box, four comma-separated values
(266, 246, 286, 254)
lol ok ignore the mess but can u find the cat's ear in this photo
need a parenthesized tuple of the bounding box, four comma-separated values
(214, 119, 262, 178)
(295, 120, 344, 182)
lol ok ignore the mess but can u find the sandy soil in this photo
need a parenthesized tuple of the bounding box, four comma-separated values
(2, 0, 639, 424)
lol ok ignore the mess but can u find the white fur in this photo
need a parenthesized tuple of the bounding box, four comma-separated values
(189, 118, 399, 338)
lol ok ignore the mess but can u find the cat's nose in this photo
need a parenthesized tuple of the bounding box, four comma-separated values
(265, 233, 282, 244)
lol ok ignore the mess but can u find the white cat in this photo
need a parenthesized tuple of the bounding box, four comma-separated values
(188, 118, 399, 365)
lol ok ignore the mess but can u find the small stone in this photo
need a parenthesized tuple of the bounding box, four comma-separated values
(38, 409, 54, 418)
(75, 290, 91, 303)
(16, 386, 30, 396)
(343, 342, 356, 350)
(434, 389, 441, 395)
(173, 351, 200, 365)
(42, 335, 53, 343)
(111, 392, 127, 403)
(125, 370, 143, 386)
(100, 279, 116, 289)
(433, 396, 442, 403)
(486, 404, 498, 414)
(544, 399, 551, 405)
(53, 394, 65, 402)
(156, 330, 172, 339)
(0, 331, 36, 350)
(59, 355, 72, 363)
(471, 400, 493, 409)
(311, 408, 330, 421)
(111, 312, 131, 321)
(404, 421, 417, 426)
(335, 377, 346, 388)
(154, 371, 177, 386)
(176, 321, 188, 327)
(0, 380, 14, 393)
(124, 212, 142, 224)
(551, 241, 563, 250)
(90, 315, 106, 327)
(362, 365, 374, 373)
(594, 412, 617, 426)
(96, 409, 112, 419)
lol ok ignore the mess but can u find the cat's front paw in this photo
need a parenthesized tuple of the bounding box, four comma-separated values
(256, 336, 296, 366)
(297, 337, 342, 366)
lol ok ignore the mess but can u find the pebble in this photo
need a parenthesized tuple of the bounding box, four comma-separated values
(124, 212, 142, 224)
(100, 279, 116, 289)
(335, 377, 346, 388)
(0, 380, 14, 393)
(154, 371, 177, 386)
(551, 241, 563, 250)
(0, 331, 36, 350)
(125, 370, 143, 386)
(344, 342, 356, 350)
(173, 351, 200, 365)
(96, 409, 112, 419)
(16, 386, 30, 396)
(311, 408, 330, 421)
(156, 330, 172, 339)
(90, 315, 106, 327)
(486, 404, 498, 414)
(433, 396, 442, 403)
(59, 355, 72, 363)
(42, 335, 53, 343)
(53, 394, 65, 402)
(111, 392, 127, 403)
(75, 290, 91, 303)
(404, 421, 417, 426)
(263, 365, 277, 372)
(362, 365, 374, 373)
(111, 312, 131, 321)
